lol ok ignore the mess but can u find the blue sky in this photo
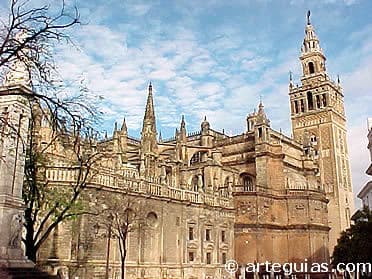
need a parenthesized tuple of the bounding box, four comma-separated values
(2, 0, 372, 204)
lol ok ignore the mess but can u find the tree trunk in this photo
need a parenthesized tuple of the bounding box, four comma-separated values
(121, 256, 125, 279)
(24, 208, 37, 262)
(121, 251, 126, 279)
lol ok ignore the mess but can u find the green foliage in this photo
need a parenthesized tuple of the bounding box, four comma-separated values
(332, 207, 372, 265)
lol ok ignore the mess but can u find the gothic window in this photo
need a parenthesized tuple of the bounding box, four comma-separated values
(307, 91, 314, 110)
(308, 62, 315, 74)
(190, 151, 207, 165)
(190, 152, 201, 165)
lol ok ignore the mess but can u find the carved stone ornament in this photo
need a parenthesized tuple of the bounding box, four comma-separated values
(8, 213, 23, 248)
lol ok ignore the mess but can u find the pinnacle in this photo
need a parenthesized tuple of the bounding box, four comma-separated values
(121, 117, 127, 132)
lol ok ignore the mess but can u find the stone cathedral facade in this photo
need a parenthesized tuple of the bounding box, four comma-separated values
(0, 14, 353, 279)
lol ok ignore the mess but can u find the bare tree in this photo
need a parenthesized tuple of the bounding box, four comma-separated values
(0, 0, 80, 88)
(0, 0, 104, 262)
(93, 190, 146, 279)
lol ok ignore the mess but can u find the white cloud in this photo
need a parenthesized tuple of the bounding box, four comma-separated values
(47, 0, 372, 208)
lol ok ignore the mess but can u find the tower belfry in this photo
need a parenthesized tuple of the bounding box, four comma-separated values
(300, 10, 327, 79)
(289, 11, 354, 252)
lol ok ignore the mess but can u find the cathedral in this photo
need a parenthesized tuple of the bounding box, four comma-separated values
(0, 13, 354, 279)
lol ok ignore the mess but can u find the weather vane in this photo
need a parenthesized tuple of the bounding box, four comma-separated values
(307, 10, 311, 25)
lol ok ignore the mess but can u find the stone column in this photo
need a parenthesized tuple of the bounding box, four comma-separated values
(0, 85, 33, 267)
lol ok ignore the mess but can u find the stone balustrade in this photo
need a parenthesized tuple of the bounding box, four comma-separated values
(44, 167, 233, 208)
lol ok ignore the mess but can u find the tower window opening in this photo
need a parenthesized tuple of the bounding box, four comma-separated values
(294, 101, 299, 113)
(308, 62, 315, 74)
(258, 127, 262, 138)
(316, 95, 321, 108)
(300, 99, 305, 112)
(307, 91, 314, 110)
(322, 94, 327, 106)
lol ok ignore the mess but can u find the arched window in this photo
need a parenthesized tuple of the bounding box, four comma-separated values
(308, 62, 315, 74)
(307, 91, 314, 110)
(240, 174, 254, 192)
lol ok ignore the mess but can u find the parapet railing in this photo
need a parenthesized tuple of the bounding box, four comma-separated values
(44, 167, 233, 208)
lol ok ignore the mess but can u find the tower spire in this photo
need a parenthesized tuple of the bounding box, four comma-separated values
(180, 115, 187, 142)
(141, 82, 157, 154)
(143, 82, 156, 126)
(180, 115, 186, 130)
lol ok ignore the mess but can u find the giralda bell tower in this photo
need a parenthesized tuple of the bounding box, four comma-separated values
(288, 11, 354, 251)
